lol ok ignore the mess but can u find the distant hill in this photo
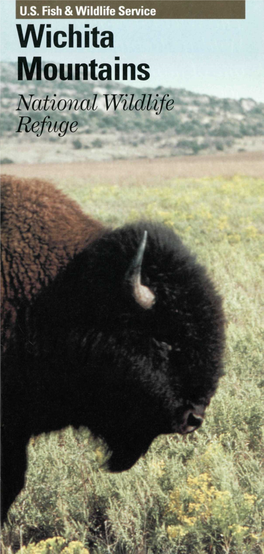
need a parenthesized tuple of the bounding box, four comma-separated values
(1, 62, 264, 164)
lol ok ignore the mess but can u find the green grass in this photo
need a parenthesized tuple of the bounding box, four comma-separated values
(2, 175, 264, 554)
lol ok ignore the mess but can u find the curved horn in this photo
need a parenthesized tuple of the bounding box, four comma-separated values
(125, 231, 155, 310)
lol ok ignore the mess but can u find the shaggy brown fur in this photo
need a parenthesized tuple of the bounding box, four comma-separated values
(1, 175, 104, 350)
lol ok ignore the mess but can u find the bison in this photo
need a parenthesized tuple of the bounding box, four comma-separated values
(1, 175, 225, 521)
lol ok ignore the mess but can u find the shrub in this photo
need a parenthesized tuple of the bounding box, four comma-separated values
(0, 157, 14, 164)
(72, 139, 82, 150)
(91, 139, 104, 148)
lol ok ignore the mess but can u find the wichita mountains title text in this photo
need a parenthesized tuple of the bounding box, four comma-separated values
(17, 23, 151, 81)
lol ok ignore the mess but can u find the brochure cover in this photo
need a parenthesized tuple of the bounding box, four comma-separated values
(1, 1, 263, 552)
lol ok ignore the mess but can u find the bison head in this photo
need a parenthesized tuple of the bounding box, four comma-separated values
(56, 222, 225, 472)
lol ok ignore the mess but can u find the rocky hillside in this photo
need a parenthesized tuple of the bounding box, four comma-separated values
(1, 62, 263, 163)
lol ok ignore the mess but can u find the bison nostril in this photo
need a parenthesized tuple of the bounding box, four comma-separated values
(187, 412, 203, 429)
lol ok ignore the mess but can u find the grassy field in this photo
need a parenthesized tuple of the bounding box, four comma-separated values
(1, 158, 264, 554)
(1, 151, 264, 182)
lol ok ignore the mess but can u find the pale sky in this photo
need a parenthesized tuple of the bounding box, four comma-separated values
(1, 0, 263, 101)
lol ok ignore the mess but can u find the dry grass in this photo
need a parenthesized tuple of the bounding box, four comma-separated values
(1, 151, 264, 188)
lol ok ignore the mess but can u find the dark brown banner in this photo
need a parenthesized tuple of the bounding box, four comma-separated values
(16, 1, 245, 20)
